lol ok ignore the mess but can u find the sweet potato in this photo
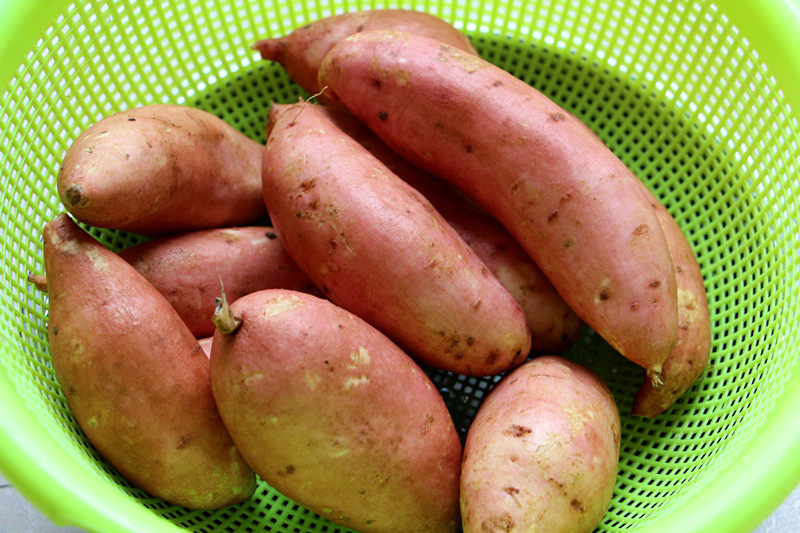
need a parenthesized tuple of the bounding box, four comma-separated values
(461, 356, 621, 533)
(319, 30, 678, 382)
(42, 214, 255, 509)
(268, 103, 582, 354)
(263, 102, 530, 376)
(254, 9, 476, 100)
(58, 105, 265, 235)
(632, 181, 711, 417)
(210, 289, 461, 532)
(118, 226, 317, 337)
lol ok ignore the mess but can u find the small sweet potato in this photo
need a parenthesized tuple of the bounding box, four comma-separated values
(461, 356, 620, 533)
(319, 31, 678, 382)
(254, 9, 476, 99)
(119, 226, 317, 337)
(263, 102, 530, 376)
(58, 105, 265, 234)
(42, 214, 255, 509)
(268, 103, 582, 354)
(632, 181, 711, 417)
(211, 289, 461, 532)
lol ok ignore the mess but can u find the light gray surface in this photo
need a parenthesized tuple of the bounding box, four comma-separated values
(0, 470, 798, 532)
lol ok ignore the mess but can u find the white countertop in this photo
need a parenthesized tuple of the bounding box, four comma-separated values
(0, 471, 797, 532)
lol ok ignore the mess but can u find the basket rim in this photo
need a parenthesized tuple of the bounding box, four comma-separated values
(1, 0, 800, 532)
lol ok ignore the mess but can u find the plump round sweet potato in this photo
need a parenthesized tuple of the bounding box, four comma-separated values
(119, 226, 317, 337)
(461, 356, 621, 533)
(632, 181, 711, 417)
(254, 9, 476, 100)
(211, 289, 461, 532)
(319, 30, 678, 382)
(268, 103, 582, 354)
(58, 105, 265, 235)
(263, 102, 530, 376)
(42, 214, 255, 509)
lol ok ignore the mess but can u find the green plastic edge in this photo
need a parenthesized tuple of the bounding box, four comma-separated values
(0, 0, 799, 532)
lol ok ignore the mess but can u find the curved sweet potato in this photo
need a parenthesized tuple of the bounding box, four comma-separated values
(263, 102, 530, 376)
(42, 214, 255, 509)
(119, 226, 317, 337)
(319, 31, 678, 381)
(461, 356, 620, 533)
(58, 105, 265, 235)
(211, 289, 461, 532)
(254, 9, 475, 99)
(632, 182, 711, 417)
(268, 103, 582, 354)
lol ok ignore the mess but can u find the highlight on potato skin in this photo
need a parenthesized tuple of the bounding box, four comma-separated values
(460, 356, 621, 533)
(42, 214, 256, 509)
(210, 289, 462, 532)
(318, 30, 679, 382)
(57, 104, 265, 235)
(262, 101, 531, 376)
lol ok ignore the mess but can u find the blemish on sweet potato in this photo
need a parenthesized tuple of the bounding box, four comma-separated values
(454, 352, 465, 360)
(64, 184, 86, 207)
(571, 498, 586, 512)
(630, 302, 640, 310)
(486, 351, 499, 365)
(505, 424, 532, 437)
(265, 232, 277, 239)
(483, 513, 515, 531)
(299, 179, 316, 191)
(473, 299, 482, 310)
(277, 464, 296, 476)
(467, 336, 475, 346)
(564, 237, 574, 248)
(676, 265, 684, 273)
(599, 290, 611, 301)
(492, 80, 503, 87)
(466, 145, 473, 153)
(649, 280, 661, 288)
(547, 476, 568, 496)
(510, 180, 522, 192)
(633, 224, 649, 236)
(177, 434, 193, 449)
(547, 209, 559, 222)
(127, 117, 136, 122)
(378, 111, 388, 121)
(549, 112, 566, 122)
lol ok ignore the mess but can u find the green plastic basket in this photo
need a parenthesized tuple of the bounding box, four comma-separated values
(1, 0, 799, 531)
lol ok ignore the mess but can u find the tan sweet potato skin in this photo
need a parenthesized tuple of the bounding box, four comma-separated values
(632, 182, 711, 417)
(58, 105, 265, 235)
(262, 102, 530, 376)
(42, 214, 255, 509)
(119, 226, 317, 337)
(461, 356, 621, 533)
(319, 31, 678, 378)
(211, 289, 461, 532)
(269, 104, 582, 354)
(255, 9, 476, 99)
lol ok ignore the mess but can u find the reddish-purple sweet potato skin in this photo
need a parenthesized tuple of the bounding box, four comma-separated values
(254, 9, 476, 99)
(58, 105, 265, 235)
(262, 102, 530, 376)
(632, 182, 711, 417)
(269, 103, 582, 354)
(211, 289, 461, 532)
(319, 30, 678, 378)
(119, 226, 317, 337)
(461, 356, 621, 533)
(43, 214, 255, 509)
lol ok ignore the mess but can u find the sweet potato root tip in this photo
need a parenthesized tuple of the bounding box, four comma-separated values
(213, 292, 241, 335)
(28, 274, 48, 292)
(648, 368, 664, 389)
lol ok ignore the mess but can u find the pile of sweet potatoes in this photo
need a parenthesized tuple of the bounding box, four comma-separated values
(31, 8, 710, 532)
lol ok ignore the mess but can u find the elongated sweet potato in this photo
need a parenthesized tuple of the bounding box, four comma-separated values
(254, 9, 475, 99)
(42, 214, 255, 509)
(319, 31, 678, 381)
(268, 103, 582, 354)
(119, 226, 317, 337)
(58, 105, 265, 235)
(210, 289, 461, 532)
(263, 102, 530, 376)
(632, 182, 711, 417)
(461, 356, 621, 533)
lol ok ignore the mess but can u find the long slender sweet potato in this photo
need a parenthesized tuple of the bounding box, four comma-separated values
(42, 214, 255, 509)
(211, 289, 461, 532)
(263, 102, 530, 376)
(461, 356, 621, 533)
(119, 226, 317, 337)
(254, 9, 476, 99)
(268, 103, 582, 354)
(58, 105, 265, 235)
(632, 182, 711, 417)
(319, 31, 678, 381)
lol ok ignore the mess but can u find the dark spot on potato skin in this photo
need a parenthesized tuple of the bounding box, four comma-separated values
(53, 325, 59, 335)
(492, 80, 503, 87)
(504, 486, 520, 495)
(466, 145, 473, 153)
(485, 351, 499, 365)
(454, 352, 465, 360)
(265, 232, 277, 239)
(378, 111, 388, 121)
(128, 117, 135, 121)
(467, 336, 475, 346)
(571, 498, 586, 512)
(299, 179, 316, 191)
(278, 465, 295, 476)
(630, 302, 640, 310)
(649, 280, 661, 288)
(633, 224, 649, 236)
(599, 289, 611, 301)
(473, 299, 482, 310)
(64, 185, 85, 207)
(549, 112, 566, 122)
(372, 78, 381, 88)
(676, 265, 684, 273)
(177, 434, 192, 449)
(547, 209, 559, 222)
(506, 425, 532, 437)
(482, 514, 514, 531)
(564, 237, 574, 248)
(547, 476, 568, 496)
(356, 24, 364, 32)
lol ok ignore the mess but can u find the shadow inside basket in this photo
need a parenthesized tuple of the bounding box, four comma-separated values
(9, 32, 781, 533)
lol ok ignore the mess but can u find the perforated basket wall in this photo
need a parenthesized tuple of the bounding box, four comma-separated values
(1, 0, 799, 532)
